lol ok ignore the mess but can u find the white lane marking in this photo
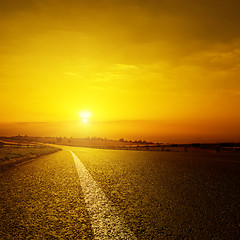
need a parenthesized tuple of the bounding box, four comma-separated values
(68, 150, 137, 240)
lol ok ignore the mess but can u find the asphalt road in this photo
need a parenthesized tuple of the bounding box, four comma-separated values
(1, 147, 240, 239)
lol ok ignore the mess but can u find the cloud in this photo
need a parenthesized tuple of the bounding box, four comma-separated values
(64, 72, 77, 76)
(110, 64, 139, 71)
(181, 39, 240, 69)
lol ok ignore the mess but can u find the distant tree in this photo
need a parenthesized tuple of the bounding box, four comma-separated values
(192, 143, 200, 148)
(119, 138, 124, 142)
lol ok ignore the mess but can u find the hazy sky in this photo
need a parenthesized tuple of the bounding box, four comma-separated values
(1, 0, 240, 142)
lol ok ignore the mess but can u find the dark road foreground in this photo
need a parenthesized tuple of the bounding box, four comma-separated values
(0, 150, 93, 239)
(1, 147, 240, 239)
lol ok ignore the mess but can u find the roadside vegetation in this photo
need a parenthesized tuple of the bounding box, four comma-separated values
(1, 136, 240, 153)
(0, 142, 61, 167)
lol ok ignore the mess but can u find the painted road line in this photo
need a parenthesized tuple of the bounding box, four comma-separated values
(68, 150, 137, 240)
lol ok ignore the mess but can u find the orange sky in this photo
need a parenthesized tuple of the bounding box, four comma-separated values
(1, 0, 240, 143)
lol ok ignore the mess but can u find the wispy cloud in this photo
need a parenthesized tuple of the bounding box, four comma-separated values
(64, 72, 77, 76)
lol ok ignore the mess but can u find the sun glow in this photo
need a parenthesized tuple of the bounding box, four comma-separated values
(79, 111, 92, 123)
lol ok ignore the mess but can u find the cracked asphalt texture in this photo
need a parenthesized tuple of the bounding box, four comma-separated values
(1, 147, 240, 239)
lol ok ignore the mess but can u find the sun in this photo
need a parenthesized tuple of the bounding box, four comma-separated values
(79, 111, 92, 123)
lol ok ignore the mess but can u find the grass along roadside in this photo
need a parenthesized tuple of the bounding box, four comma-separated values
(0, 145, 61, 169)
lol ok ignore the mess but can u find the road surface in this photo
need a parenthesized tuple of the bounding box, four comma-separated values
(1, 146, 240, 239)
